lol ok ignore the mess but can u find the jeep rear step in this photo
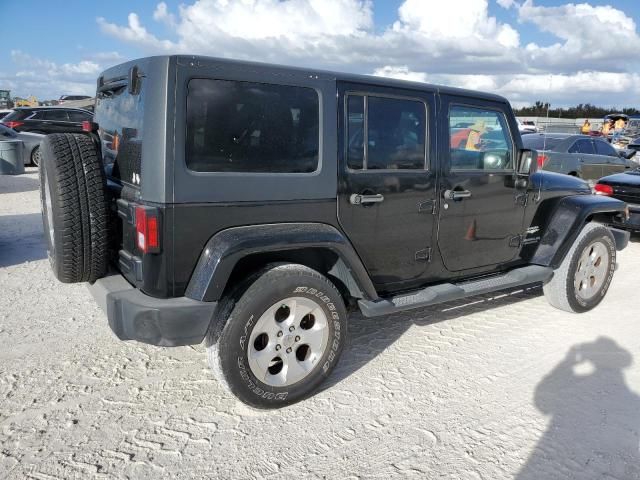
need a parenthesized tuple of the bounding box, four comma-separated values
(358, 265, 553, 317)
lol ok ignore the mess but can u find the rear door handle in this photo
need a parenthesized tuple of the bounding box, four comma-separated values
(350, 193, 384, 205)
(443, 189, 472, 200)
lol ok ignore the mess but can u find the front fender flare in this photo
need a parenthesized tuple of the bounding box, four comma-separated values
(530, 194, 627, 268)
(184, 223, 378, 302)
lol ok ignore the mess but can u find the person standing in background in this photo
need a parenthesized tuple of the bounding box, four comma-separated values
(612, 117, 626, 143)
(581, 119, 591, 134)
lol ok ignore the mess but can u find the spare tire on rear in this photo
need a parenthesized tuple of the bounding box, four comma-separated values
(39, 133, 109, 283)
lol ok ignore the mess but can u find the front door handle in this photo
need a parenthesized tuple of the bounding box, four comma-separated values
(350, 193, 384, 205)
(443, 189, 472, 200)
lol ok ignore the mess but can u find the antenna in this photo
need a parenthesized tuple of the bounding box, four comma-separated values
(542, 74, 552, 152)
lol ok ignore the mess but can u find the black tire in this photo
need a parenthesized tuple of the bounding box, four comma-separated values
(543, 223, 616, 313)
(31, 145, 41, 166)
(207, 264, 348, 409)
(39, 133, 109, 283)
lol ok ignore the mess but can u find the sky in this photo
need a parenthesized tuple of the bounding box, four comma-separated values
(1, 0, 639, 108)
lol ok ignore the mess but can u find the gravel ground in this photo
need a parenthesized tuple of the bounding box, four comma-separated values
(2, 168, 640, 479)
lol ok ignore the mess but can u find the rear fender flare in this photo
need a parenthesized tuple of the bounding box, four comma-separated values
(530, 195, 627, 268)
(185, 223, 378, 302)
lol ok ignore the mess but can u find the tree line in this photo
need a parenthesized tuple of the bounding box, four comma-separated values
(514, 101, 640, 118)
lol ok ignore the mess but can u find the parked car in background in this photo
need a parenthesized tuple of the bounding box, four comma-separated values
(0, 123, 44, 165)
(0, 109, 12, 120)
(625, 137, 640, 155)
(522, 133, 634, 182)
(517, 119, 537, 134)
(58, 95, 92, 104)
(595, 168, 640, 232)
(1, 107, 93, 135)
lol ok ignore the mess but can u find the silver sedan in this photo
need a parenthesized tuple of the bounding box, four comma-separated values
(0, 123, 44, 165)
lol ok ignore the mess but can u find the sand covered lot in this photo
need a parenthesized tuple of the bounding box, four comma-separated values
(2, 168, 640, 479)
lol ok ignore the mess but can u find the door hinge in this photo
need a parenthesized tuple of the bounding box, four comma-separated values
(419, 200, 436, 214)
(415, 247, 432, 262)
(509, 235, 522, 248)
(515, 192, 528, 207)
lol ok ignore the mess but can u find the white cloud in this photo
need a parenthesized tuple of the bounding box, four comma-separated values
(8, 0, 640, 106)
(6, 50, 119, 99)
(518, 1, 640, 70)
(372, 66, 640, 107)
(496, 0, 517, 9)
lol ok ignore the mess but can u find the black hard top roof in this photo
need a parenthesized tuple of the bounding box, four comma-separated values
(100, 55, 511, 105)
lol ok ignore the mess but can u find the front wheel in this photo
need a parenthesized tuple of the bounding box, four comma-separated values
(207, 264, 348, 408)
(543, 223, 616, 313)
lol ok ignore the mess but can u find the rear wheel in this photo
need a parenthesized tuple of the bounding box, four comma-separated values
(39, 133, 109, 283)
(30, 145, 41, 166)
(543, 223, 616, 313)
(207, 264, 347, 408)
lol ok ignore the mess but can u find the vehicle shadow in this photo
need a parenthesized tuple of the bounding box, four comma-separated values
(323, 285, 541, 390)
(0, 174, 40, 194)
(517, 337, 640, 479)
(0, 213, 46, 267)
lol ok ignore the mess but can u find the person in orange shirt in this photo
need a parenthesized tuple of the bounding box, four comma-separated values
(581, 119, 591, 134)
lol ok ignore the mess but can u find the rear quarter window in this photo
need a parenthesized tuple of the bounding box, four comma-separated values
(94, 83, 145, 185)
(185, 79, 319, 173)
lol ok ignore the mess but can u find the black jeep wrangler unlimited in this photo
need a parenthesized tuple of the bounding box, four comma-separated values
(39, 55, 630, 408)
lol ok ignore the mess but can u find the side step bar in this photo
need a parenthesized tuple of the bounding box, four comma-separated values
(358, 265, 553, 318)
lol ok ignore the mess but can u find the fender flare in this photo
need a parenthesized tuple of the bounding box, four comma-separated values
(530, 194, 627, 268)
(184, 223, 378, 302)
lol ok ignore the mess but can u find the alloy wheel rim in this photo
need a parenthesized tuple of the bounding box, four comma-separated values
(574, 240, 609, 301)
(247, 296, 329, 387)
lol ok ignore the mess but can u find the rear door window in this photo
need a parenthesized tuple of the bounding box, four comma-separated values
(346, 94, 427, 170)
(569, 139, 595, 154)
(186, 79, 319, 173)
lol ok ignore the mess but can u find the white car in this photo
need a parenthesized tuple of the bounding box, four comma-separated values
(517, 119, 537, 134)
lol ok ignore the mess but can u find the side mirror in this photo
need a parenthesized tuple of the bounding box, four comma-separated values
(619, 149, 636, 160)
(517, 149, 538, 175)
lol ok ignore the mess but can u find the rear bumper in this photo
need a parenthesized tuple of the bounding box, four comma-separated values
(88, 274, 216, 347)
(612, 204, 640, 232)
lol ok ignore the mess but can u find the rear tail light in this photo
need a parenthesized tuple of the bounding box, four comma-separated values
(537, 154, 549, 168)
(594, 183, 613, 196)
(82, 120, 98, 132)
(3, 121, 24, 129)
(135, 206, 160, 253)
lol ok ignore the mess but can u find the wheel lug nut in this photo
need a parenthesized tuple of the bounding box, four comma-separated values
(277, 331, 283, 337)
(289, 326, 295, 332)
(295, 336, 300, 342)
(275, 345, 281, 351)
(286, 347, 292, 354)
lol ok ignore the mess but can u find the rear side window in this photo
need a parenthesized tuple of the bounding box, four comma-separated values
(2, 110, 30, 121)
(569, 139, 595, 154)
(346, 94, 427, 170)
(94, 78, 145, 185)
(186, 79, 319, 173)
(43, 110, 70, 121)
(68, 110, 92, 122)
